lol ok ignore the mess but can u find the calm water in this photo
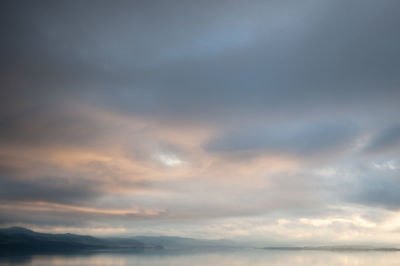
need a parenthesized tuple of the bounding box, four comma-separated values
(1, 248, 400, 266)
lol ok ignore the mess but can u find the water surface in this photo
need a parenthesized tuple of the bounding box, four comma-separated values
(2, 248, 400, 266)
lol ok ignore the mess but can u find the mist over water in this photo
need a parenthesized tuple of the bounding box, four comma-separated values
(2, 249, 400, 266)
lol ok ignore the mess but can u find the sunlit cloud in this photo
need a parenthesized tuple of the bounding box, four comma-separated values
(153, 152, 185, 167)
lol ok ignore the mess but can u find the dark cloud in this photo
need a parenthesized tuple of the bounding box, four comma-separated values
(1, 0, 399, 119)
(205, 121, 358, 158)
(0, 213, 89, 228)
(0, 106, 107, 148)
(0, 175, 99, 204)
(364, 125, 400, 154)
(349, 165, 400, 210)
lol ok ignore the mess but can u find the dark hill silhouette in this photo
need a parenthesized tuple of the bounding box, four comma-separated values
(0, 227, 145, 253)
(0, 227, 236, 254)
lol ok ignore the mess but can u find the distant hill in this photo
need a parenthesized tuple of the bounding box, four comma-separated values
(0, 227, 237, 254)
(133, 235, 237, 249)
(4, 227, 397, 254)
(0, 227, 146, 252)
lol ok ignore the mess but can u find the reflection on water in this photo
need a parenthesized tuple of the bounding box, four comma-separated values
(1, 249, 400, 266)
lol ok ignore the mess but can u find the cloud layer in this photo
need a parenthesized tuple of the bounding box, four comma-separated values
(1, 0, 400, 244)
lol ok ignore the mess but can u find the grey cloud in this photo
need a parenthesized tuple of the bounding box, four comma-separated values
(350, 168, 400, 210)
(0, 156, 153, 206)
(1, 0, 400, 120)
(364, 125, 400, 154)
(0, 175, 100, 204)
(205, 121, 358, 158)
(0, 205, 165, 229)
(120, 171, 330, 221)
(0, 106, 109, 148)
(0, 213, 89, 228)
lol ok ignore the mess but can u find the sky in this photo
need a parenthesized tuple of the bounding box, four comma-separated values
(1, 0, 400, 245)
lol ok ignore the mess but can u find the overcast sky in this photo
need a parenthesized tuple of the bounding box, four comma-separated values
(1, 0, 400, 245)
